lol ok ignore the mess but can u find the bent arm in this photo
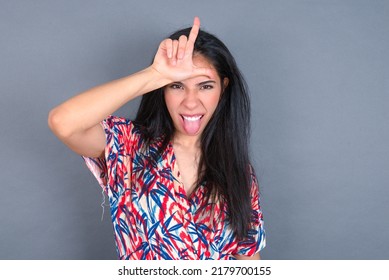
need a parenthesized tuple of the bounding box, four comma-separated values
(48, 17, 209, 158)
(48, 67, 169, 158)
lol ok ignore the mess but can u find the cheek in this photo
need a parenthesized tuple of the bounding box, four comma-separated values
(207, 92, 222, 110)
(164, 93, 180, 115)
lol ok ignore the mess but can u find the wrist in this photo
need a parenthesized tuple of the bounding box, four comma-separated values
(144, 66, 172, 89)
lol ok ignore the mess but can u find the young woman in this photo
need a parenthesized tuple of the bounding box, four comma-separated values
(48, 17, 265, 260)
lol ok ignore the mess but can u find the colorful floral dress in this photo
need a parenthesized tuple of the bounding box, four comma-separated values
(83, 116, 265, 259)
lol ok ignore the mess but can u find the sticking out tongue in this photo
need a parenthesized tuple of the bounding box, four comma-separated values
(182, 116, 202, 135)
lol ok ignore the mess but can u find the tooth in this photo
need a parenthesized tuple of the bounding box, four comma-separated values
(183, 115, 201, 121)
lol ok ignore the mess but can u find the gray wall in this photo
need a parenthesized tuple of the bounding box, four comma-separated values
(1, 0, 388, 259)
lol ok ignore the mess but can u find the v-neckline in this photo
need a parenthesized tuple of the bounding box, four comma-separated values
(168, 142, 198, 200)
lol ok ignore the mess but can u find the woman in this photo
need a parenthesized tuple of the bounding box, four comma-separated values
(48, 17, 265, 260)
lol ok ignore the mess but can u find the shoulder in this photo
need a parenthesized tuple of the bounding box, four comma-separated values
(102, 115, 142, 137)
(103, 115, 131, 129)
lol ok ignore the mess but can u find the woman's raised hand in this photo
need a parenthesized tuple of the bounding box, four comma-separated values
(48, 17, 214, 159)
(152, 17, 211, 83)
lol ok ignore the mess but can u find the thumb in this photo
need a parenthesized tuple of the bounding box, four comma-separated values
(192, 66, 214, 79)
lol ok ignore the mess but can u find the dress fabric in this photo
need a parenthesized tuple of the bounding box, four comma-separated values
(83, 115, 265, 260)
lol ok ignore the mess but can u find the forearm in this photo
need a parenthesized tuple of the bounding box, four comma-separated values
(49, 66, 169, 138)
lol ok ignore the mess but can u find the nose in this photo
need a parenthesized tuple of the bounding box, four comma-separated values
(182, 89, 200, 110)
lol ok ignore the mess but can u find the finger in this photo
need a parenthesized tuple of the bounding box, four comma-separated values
(188, 16, 200, 43)
(164, 39, 173, 59)
(177, 35, 188, 60)
(171, 39, 179, 65)
(186, 17, 200, 54)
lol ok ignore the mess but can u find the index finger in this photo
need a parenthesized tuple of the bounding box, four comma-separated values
(186, 17, 200, 53)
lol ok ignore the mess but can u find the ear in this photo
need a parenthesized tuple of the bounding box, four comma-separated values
(222, 77, 229, 92)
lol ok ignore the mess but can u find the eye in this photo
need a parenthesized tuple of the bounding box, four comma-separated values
(200, 84, 214, 90)
(169, 83, 184, 90)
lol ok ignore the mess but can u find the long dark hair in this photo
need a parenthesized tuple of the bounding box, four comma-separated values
(134, 27, 253, 240)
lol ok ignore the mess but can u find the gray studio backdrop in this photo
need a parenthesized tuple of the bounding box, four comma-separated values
(1, 0, 388, 260)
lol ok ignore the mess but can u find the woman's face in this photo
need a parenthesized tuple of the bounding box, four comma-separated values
(164, 54, 227, 141)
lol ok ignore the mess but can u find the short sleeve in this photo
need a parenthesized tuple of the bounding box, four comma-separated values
(234, 166, 266, 256)
(82, 115, 137, 197)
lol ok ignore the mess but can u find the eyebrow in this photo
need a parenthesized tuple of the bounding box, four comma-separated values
(171, 80, 216, 87)
(197, 80, 216, 86)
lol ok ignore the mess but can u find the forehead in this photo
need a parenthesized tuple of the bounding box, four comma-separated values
(192, 53, 213, 67)
(181, 54, 220, 84)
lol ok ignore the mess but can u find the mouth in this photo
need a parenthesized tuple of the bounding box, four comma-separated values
(179, 114, 204, 135)
(180, 114, 204, 121)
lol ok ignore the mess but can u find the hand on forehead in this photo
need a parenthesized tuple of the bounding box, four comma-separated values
(189, 54, 219, 80)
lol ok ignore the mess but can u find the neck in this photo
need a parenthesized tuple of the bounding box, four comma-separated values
(172, 132, 201, 149)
